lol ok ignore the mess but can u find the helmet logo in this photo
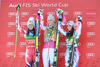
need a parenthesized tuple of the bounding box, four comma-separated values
(67, 22, 70, 24)
(29, 21, 31, 23)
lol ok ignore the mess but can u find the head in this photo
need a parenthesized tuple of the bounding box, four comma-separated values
(27, 17, 35, 36)
(66, 21, 75, 37)
(27, 17, 35, 30)
(67, 21, 75, 31)
(47, 14, 55, 26)
(44, 14, 56, 38)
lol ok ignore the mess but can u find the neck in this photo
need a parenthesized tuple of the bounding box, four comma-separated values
(48, 24, 53, 26)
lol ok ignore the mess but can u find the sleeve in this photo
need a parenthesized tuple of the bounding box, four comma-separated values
(57, 12, 67, 36)
(17, 22, 26, 37)
(76, 21, 82, 38)
(42, 25, 46, 31)
(62, 13, 67, 25)
(58, 21, 67, 36)
(37, 14, 46, 31)
(36, 14, 46, 37)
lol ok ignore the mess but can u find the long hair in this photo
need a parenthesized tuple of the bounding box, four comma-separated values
(66, 27, 74, 38)
(44, 22, 57, 39)
(27, 28, 35, 36)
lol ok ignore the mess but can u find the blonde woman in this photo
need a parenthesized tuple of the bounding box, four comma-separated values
(38, 8, 67, 67)
(38, 8, 56, 67)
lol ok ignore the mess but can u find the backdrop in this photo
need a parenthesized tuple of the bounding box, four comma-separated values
(0, 0, 100, 67)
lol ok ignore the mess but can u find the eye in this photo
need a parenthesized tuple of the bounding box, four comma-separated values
(50, 20, 53, 21)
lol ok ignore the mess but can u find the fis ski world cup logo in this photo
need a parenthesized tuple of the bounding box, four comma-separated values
(86, 42, 95, 48)
(86, 10, 97, 18)
(20, 33, 24, 37)
(27, 40, 35, 44)
(73, 11, 82, 17)
(59, 52, 65, 58)
(6, 42, 14, 47)
(19, 42, 26, 47)
(64, 11, 68, 15)
(47, 12, 55, 15)
(8, 12, 16, 17)
(86, 32, 95, 37)
(58, 3, 68, 8)
(7, 32, 15, 37)
(86, 53, 95, 58)
(8, 22, 15, 27)
(78, 42, 81, 46)
(6, 52, 14, 57)
(21, 12, 29, 17)
(9, 3, 21, 8)
(87, 21, 96, 27)
(60, 33, 64, 37)
(59, 42, 66, 47)
(39, 42, 41, 45)
(20, 22, 27, 27)
(19, 52, 25, 57)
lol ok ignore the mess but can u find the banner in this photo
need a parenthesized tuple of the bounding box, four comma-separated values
(0, 0, 100, 67)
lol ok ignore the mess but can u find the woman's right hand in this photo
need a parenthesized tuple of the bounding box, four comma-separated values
(78, 16, 82, 22)
(55, 9, 63, 17)
(55, 9, 64, 21)
(38, 8, 43, 16)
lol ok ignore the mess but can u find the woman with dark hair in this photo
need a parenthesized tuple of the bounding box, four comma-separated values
(16, 11, 40, 67)
(57, 9, 82, 67)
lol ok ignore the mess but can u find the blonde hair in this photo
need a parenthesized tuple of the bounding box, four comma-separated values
(47, 14, 55, 22)
(44, 22, 57, 39)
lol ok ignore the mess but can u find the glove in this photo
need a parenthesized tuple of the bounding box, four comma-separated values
(38, 8, 43, 16)
(55, 9, 63, 16)
(78, 16, 82, 22)
(55, 9, 64, 21)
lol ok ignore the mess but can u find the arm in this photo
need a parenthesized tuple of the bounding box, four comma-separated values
(40, 14, 46, 31)
(76, 16, 82, 38)
(56, 9, 67, 26)
(16, 21, 26, 37)
(58, 22, 67, 36)
(62, 13, 67, 25)
(37, 8, 46, 32)
(56, 9, 67, 36)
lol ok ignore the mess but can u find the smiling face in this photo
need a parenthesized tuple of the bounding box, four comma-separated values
(67, 25, 73, 31)
(28, 25, 34, 30)
(47, 17, 55, 26)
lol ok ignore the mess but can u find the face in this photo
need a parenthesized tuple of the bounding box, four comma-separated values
(28, 25, 34, 30)
(67, 25, 72, 31)
(47, 18, 54, 26)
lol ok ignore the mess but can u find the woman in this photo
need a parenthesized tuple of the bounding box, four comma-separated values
(16, 10, 40, 67)
(38, 9, 57, 67)
(57, 9, 82, 67)
(39, 8, 67, 67)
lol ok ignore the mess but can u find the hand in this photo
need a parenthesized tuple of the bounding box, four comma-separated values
(16, 4, 20, 10)
(55, 9, 64, 20)
(38, 8, 43, 16)
(55, 9, 63, 17)
(78, 16, 82, 22)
